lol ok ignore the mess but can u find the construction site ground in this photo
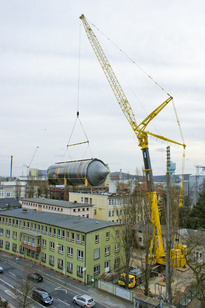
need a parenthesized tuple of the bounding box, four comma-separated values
(130, 249, 199, 306)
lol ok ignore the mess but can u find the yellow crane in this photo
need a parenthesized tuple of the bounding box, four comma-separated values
(24, 146, 39, 172)
(80, 14, 186, 267)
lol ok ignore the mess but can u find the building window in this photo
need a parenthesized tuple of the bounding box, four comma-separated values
(81, 197, 84, 202)
(94, 264, 100, 275)
(58, 259, 63, 270)
(71, 233, 74, 242)
(28, 237, 31, 245)
(42, 239, 46, 248)
(20, 246, 24, 254)
(68, 247, 73, 257)
(106, 231, 110, 241)
(49, 227, 52, 235)
(67, 262, 73, 274)
(5, 241, 10, 250)
(0, 229, 3, 236)
(66, 231, 69, 241)
(42, 253, 46, 263)
(13, 231, 17, 240)
(11, 243, 16, 252)
(50, 241, 55, 251)
(112, 210, 114, 217)
(32, 238, 35, 247)
(94, 209, 97, 215)
(105, 246, 110, 256)
(62, 230, 65, 239)
(116, 229, 119, 238)
(94, 248, 100, 260)
(85, 197, 88, 204)
(27, 222, 30, 229)
(77, 265, 83, 277)
(115, 243, 120, 252)
(6, 230, 10, 238)
(76, 234, 80, 243)
(0, 240, 3, 248)
(77, 250, 83, 261)
(195, 251, 203, 263)
(49, 255, 54, 266)
(108, 211, 111, 217)
(58, 245, 63, 254)
(53, 228, 56, 237)
(82, 234, 85, 245)
(114, 257, 120, 269)
(95, 234, 99, 244)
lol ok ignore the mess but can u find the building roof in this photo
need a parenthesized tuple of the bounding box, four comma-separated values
(0, 208, 119, 233)
(21, 198, 93, 208)
(0, 198, 21, 209)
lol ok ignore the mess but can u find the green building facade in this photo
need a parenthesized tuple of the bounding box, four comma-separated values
(0, 208, 124, 284)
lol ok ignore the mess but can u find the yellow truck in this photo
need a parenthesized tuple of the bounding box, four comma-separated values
(118, 268, 144, 289)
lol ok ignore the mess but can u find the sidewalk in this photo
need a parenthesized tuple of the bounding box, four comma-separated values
(1, 252, 134, 308)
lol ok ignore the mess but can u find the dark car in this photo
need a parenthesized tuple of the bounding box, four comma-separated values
(32, 288, 53, 306)
(28, 273, 43, 282)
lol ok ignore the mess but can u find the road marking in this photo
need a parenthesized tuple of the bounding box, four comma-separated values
(0, 278, 14, 289)
(55, 287, 67, 294)
(58, 298, 70, 306)
(8, 271, 16, 277)
(5, 289, 16, 299)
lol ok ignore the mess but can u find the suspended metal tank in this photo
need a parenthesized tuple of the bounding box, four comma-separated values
(47, 158, 109, 186)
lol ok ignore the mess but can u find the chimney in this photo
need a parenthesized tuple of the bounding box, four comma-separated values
(10, 156, 13, 180)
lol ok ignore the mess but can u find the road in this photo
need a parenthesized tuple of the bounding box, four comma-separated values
(0, 258, 107, 307)
(0, 255, 133, 308)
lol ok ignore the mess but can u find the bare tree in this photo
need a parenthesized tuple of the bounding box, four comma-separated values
(184, 229, 205, 307)
(13, 265, 36, 308)
(118, 191, 138, 289)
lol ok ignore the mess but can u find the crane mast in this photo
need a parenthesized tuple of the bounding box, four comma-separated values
(80, 14, 186, 265)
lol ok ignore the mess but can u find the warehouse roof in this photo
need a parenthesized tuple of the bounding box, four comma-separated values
(0, 208, 119, 233)
(0, 198, 21, 210)
(21, 198, 93, 208)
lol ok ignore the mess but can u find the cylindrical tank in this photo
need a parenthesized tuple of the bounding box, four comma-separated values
(47, 158, 109, 186)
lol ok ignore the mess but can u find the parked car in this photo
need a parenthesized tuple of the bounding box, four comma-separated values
(32, 288, 53, 306)
(0, 266, 3, 273)
(73, 294, 95, 307)
(28, 273, 43, 282)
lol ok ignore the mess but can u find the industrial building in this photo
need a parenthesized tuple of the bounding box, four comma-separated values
(20, 197, 93, 218)
(0, 208, 124, 284)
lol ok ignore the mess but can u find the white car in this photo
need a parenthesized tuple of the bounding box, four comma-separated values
(0, 266, 3, 273)
(73, 294, 95, 307)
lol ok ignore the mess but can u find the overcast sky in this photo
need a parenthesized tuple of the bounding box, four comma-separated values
(0, 0, 204, 178)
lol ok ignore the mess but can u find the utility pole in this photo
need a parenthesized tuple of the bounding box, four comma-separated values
(166, 146, 172, 304)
